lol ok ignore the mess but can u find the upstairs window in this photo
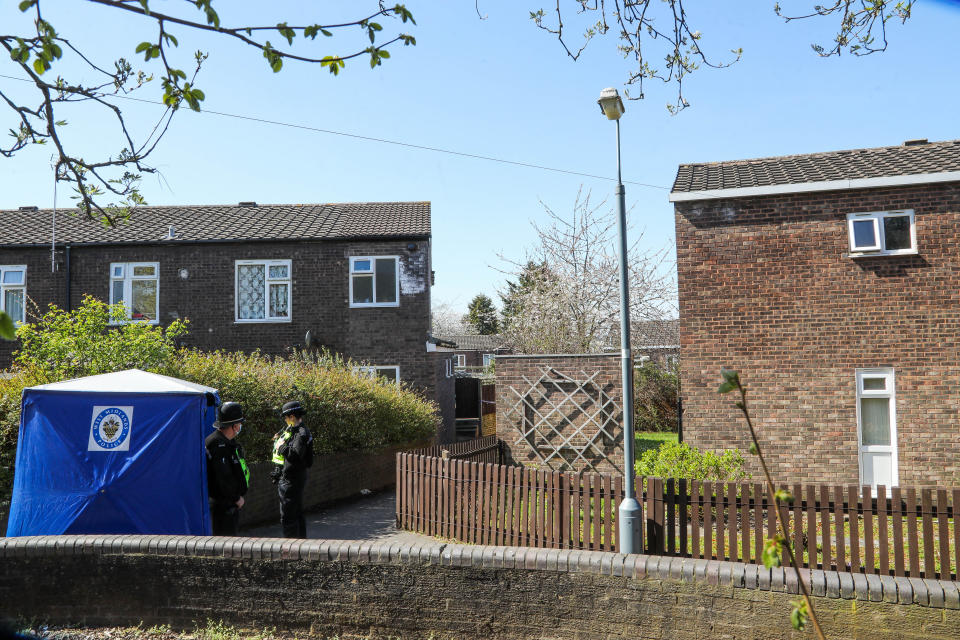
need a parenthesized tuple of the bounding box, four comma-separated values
(110, 262, 158, 323)
(235, 259, 292, 322)
(0, 265, 26, 324)
(455, 354, 466, 369)
(847, 210, 916, 256)
(350, 256, 399, 307)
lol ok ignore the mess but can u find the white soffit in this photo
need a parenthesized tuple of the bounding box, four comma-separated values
(668, 170, 960, 202)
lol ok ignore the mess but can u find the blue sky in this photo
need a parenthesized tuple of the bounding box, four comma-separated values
(2, 1, 959, 315)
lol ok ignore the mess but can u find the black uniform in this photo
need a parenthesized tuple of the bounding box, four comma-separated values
(205, 429, 248, 535)
(274, 422, 313, 538)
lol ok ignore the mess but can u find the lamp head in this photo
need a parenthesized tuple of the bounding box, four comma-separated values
(597, 87, 625, 121)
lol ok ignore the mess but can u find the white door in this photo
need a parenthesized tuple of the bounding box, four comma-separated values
(857, 369, 898, 488)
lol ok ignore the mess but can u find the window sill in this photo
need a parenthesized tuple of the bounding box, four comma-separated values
(234, 318, 293, 324)
(847, 249, 918, 259)
(349, 303, 401, 309)
(109, 320, 160, 326)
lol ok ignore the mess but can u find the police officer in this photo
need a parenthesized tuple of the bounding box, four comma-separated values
(272, 400, 314, 538)
(205, 401, 249, 536)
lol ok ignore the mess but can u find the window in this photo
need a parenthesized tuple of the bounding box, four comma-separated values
(856, 369, 898, 488)
(110, 262, 158, 323)
(482, 354, 495, 368)
(235, 260, 291, 322)
(847, 210, 916, 256)
(445, 358, 454, 378)
(359, 365, 400, 386)
(350, 256, 399, 307)
(0, 265, 26, 324)
(455, 354, 466, 369)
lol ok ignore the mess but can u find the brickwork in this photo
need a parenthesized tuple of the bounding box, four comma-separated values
(675, 181, 960, 486)
(2, 536, 958, 638)
(0, 238, 455, 439)
(495, 354, 624, 474)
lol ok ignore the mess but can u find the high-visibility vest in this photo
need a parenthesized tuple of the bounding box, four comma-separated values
(272, 429, 293, 465)
(238, 454, 250, 485)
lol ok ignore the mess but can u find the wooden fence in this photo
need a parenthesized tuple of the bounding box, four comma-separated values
(403, 434, 502, 463)
(396, 450, 960, 580)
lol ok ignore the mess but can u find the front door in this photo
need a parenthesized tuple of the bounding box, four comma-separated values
(857, 369, 898, 488)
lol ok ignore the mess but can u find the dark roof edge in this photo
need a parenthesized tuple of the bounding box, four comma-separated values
(0, 233, 432, 249)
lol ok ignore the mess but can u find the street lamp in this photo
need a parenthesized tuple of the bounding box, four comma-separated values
(597, 87, 641, 554)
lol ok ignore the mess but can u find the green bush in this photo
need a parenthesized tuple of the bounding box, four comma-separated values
(169, 349, 438, 462)
(0, 298, 439, 502)
(14, 295, 188, 382)
(633, 360, 679, 432)
(635, 441, 749, 483)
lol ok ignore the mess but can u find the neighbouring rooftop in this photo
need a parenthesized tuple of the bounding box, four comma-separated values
(0, 202, 431, 245)
(670, 139, 960, 201)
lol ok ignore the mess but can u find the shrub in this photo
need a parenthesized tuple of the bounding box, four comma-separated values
(635, 441, 749, 482)
(633, 360, 679, 432)
(169, 349, 438, 462)
(0, 299, 439, 501)
(14, 295, 188, 382)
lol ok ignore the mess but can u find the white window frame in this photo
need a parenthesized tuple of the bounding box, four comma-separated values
(445, 358, 454, 378)
(234, 259, 292, 323)
(0, 265, 27, 325)
(358, 365, 401, 387)
(455, 354, 466, 369)
(855, 368, 899, 488)
(482, 354, 494, 368)
(109, 262, 159, 324)
(847, 209, 917, 257)
(349, 256, 400, 308)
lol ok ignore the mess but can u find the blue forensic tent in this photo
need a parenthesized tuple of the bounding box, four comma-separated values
(6, 369, 219, 537)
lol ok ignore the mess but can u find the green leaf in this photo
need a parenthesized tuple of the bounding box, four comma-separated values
(790, 599, 808, 631)
(135, 41, 152, 54)
(162, 32, 178, 47)
(717, 380, 734, 394)
(762, 537, 782, 569)
(0, 312, 16, 339)
(18, 0, 37, 12)
(33, 58, 48, 75)
(775, 489, 794, 504)
(748, 442, 759, 455)
(720, 368, 739, 384)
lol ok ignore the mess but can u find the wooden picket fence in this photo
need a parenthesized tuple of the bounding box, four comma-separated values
(396, 448, 960, 580)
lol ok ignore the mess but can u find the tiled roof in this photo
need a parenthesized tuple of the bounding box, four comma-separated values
(0, 202, 430, 245)
(442, 334, 506, 351)
(671, 139, 960, 195)
(634, 319, 678, 349)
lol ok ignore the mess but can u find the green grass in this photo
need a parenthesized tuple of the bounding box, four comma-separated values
(635, 431, 678, 455)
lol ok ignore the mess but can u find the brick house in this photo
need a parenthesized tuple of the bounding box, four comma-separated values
(0, 201, 455, 441)
(671, 139, 960, 487)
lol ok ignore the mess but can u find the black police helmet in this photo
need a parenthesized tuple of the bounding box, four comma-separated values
(215, 401, 244, 428)
(281, 400, 305, 417)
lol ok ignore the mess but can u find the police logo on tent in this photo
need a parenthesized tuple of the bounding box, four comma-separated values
(88, 406, 133, 452)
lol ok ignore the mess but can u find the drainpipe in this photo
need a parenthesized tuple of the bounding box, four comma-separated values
(65, 245, 71, 311)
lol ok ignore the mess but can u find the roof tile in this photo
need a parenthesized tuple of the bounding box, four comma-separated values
(0, 202, 430, 245)
(671, 139, 960, 194)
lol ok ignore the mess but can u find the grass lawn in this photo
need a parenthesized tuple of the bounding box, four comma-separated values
(635, 431, 678, 455)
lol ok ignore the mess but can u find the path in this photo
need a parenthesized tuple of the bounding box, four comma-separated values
(243, 489, 439, 546)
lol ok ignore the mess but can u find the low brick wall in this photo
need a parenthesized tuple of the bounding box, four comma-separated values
(239, 442, 425, 527)
(2, 536, 957, 639)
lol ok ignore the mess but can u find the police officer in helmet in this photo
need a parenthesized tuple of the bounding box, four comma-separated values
(272, 400, 314, 538)
(205, 401, 249, 535)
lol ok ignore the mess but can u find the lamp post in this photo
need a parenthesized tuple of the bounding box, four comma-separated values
(597, 87, 641, 554)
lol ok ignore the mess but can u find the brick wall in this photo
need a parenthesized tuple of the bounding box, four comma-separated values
(495, 354, 624, 474)
(0, 238, 455, 438)
(675, 182, 960, 486)
(2, 537, 958, 639)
